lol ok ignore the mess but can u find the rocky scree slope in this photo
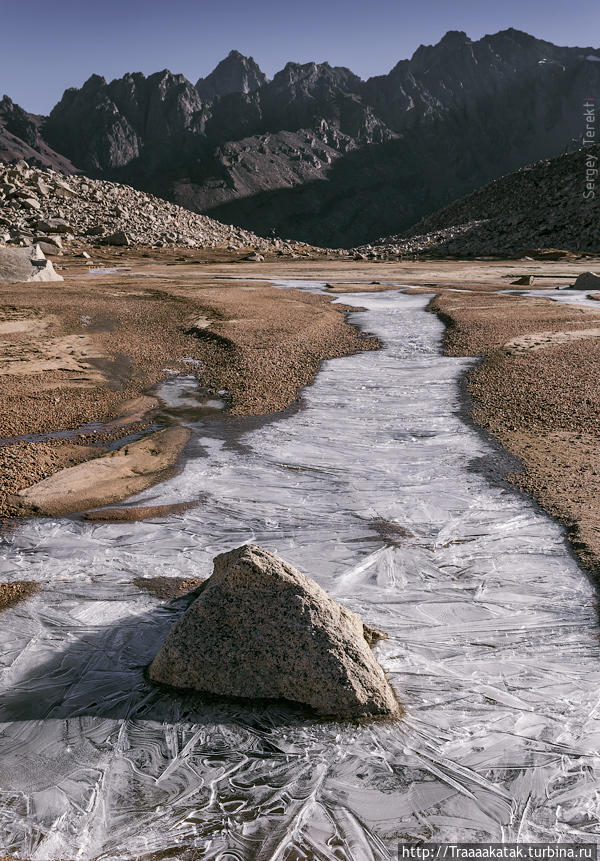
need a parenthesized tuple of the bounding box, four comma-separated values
(351, 145, 600, 259)
(25, 29, 600, 246)
(0, 159, 316, 255)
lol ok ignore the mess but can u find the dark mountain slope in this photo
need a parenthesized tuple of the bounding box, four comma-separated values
(353, 145, 600, 257)
(44, 70, 207, 173)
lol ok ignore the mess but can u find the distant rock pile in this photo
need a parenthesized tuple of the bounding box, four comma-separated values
(352, 145, 600, 259)
(149, 544, 400, 719)
(0, 159, 317, 255)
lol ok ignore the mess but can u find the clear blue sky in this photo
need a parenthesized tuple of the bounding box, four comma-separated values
(2, 0, 600, 115)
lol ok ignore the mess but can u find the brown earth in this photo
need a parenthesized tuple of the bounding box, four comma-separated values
(11, 427, 191, 516)
(84, 500, 198, 522)
(431, 291, 600, 356)
(430, 289, 600, 577)
(0, 581, 40, 611)
(133, 576, 206, 600)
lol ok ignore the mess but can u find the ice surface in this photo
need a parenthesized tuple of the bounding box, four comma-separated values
(1, 286, 600, 859)
(506, 287, 600, 310)
(154, 374, 228, 421)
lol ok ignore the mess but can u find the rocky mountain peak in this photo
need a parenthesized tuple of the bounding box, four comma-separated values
(81, 73, 108, 92)
(45, 69, 206, 172)
(0, 96, 39, 148)
(438, 29, 470, 46)
(492, 27, 551, 46)
(0, 96, 76, 172)
(409, 29, 476, 73)
(269, 61, 362, 100)
(196, 51, 267, 101)
(149, 68, 189, 88)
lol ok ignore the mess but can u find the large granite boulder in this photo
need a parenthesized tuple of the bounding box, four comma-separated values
(0, 245, 62, 283)
(149, 544, 400, 719)
(571, 271, 600, 290)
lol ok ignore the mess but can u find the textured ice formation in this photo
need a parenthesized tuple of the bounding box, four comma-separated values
(507, 286, 600, 309)
(0, 287, 599, 859)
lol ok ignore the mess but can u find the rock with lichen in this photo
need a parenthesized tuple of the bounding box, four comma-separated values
(149, 544, 400, 719)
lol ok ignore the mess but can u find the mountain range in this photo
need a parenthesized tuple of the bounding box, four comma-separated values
(2, 29, 599, 246)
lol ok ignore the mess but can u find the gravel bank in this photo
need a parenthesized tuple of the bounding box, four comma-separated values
(0, 582, 40, 612)
(430, 290, 600, 577)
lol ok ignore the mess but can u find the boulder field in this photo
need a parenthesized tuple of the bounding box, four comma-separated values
(0, 159, 319, 256)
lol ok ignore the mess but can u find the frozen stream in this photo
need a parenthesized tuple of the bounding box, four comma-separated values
(506, 287, 600, 309)
(1, 287, 600, 859)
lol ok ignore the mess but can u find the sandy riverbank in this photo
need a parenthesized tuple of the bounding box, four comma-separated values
(430, 289, 600, 578)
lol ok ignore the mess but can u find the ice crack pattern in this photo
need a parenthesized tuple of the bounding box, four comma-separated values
(0, 289, 599, 859)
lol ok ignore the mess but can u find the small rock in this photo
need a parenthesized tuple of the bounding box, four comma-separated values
(35, 178, 51, 198)
(102, 230, 131, 247)
(37, 217, 71, 234)
(33, 235, 63, 250)
(571, 271, 600, 289)
(35, 241, 61, 257)
(53, 180, 77, 198)
(20, 197, 41, 211)
(511, 275, 535, 286)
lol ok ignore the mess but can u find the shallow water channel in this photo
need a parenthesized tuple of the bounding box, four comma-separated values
(1, 287, 600, 859)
